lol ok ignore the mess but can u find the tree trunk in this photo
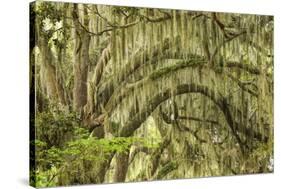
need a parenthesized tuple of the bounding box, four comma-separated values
(113, 152, 130, 182)
(72, 4, 91, 112)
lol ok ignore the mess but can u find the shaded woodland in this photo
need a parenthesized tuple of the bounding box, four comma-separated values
(30, 1, 274, 187)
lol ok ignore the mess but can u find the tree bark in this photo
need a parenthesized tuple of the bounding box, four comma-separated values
(113, 152, 130, 182)
(72, 4, 91, 112)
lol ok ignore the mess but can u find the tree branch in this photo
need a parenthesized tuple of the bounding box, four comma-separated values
(225, 61, 261, 75)
(119, 83, 247, 153)
(76, 17, 139, 36)
(211, 30, 246, 61)
(225, 71, 258, 97)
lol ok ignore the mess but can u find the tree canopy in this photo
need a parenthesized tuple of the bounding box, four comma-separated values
(30, 1, 273, 187)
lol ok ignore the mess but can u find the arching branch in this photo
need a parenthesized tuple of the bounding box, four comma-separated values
(96, 38, 173, 106)
(105, 58, 260, 118)
(119, 83, 263, 153)
(97, 48, 263, 114)
(225, 61, 261, 75)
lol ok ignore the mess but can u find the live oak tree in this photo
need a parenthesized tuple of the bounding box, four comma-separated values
(30, 1, 274, 187)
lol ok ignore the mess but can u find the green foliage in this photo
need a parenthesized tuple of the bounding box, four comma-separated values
(32, 167, 58, 188)
(35, 110, 79, 147)
(34, 1, 63, 25)
(34, 1, 71, 46)
(34, 117, 159, 187)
